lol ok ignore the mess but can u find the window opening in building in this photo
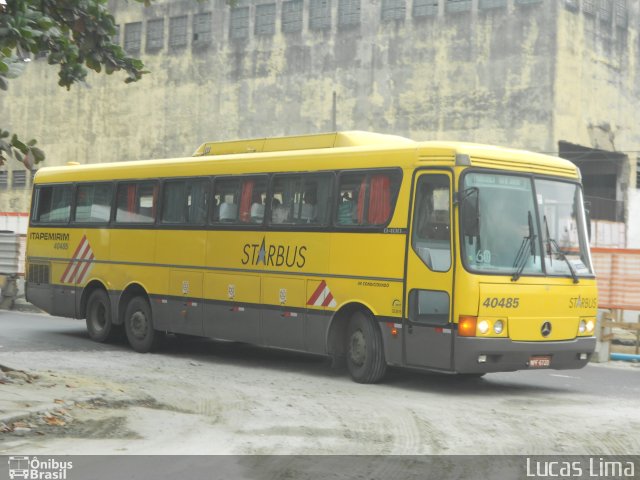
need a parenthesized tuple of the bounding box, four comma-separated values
(514, 0, 543, 5)
(614, 0, 627, 27)
(479, 0, 507, 9)
(381, 0, 406, 21)
(599, 0, 613, 22)
(255, 4, 277, 36)
(230, 7, 250, 39)
(282, 0, 303, 33)
(310, 0, 332, 30)
(338, 0, 361, 27)
(146, 18, 164, 52)
(583, 0, 596, 15)
(12, 170, 26, 189)
(413, 0, 438, 17)
(446, 0, 471, 13)
(193, 12, 212, 44)
(169, 15, 188, 48)
(124, 22, 142, 54)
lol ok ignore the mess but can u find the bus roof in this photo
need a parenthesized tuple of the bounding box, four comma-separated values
(194, 131, 577, 177)
(34, 131, 579, 183)
(192, 131, 415, 156)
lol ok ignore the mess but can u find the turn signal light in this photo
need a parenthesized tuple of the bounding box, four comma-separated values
(458, 316, 477, 337)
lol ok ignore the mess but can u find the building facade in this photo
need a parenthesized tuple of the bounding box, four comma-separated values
(0, 0, 638, 245)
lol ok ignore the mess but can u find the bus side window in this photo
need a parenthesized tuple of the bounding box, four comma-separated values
(336, 170, 400, 226)
(115, 182, 157, 224)
(74, 183, 112, 223)
(238, 177, 267, 224)
(161, 179, 208, 225)
(411, 174, 451, 272)
(162, 181, 187, 223)
(212, 176, 266, 224)
(187, 180, 209, 224)
(32, 185, 73, 224)
(269, 173, 333, 226)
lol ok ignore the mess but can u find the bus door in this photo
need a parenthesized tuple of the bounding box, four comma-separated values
(404, 170, 454, 371)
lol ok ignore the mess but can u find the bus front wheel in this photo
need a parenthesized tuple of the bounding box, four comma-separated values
(346, 311, 387, 384)
(86, 289, 118, 343)
(124, 296, 160, 353)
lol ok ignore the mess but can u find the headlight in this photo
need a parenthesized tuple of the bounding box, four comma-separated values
(586, 320, 595, 333)
(579, 319, 586, 334)
(494, 320, 504, 334)
(478, 320, 490, 334)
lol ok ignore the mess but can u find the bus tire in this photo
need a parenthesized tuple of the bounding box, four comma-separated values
(124, 296, 160, 353)
(346, 311, 387, 383)
(86, 289, 118, 343)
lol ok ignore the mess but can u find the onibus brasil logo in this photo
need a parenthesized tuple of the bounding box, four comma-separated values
(8, 456, 73, 480)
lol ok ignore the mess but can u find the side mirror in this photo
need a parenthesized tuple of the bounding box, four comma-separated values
(459, 187, 480, 238)
(584, 201, 591, 241)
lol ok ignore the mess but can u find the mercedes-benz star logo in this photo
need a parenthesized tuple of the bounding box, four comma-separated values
(541, 321, 552, 337)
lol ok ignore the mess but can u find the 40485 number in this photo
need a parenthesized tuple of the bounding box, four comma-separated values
(482, 297, 520, 309)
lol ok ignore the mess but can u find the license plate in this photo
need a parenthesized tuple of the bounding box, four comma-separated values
(528, 356, 551, 368)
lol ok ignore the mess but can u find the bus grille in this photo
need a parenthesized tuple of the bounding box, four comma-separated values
(28, 263, 50, 284)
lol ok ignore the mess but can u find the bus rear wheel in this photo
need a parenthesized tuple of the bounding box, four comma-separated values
(346, 311, 387, 383)
(124, 296, 160, 353)
(86, 289, 119, 342)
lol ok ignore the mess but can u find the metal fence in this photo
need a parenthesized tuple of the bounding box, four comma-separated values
(0, 232, 21, 275)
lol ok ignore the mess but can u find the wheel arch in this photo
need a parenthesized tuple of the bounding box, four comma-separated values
(326, 301, 378, 360)
(117, 283, 150, 326)
(79, 279, 109, 320)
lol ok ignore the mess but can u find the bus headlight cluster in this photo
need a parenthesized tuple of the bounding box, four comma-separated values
(478, 320, 490, 334)
(475, 318, 507, 337)
(579, 318, 595, 335)
(494, 320, 504, 335)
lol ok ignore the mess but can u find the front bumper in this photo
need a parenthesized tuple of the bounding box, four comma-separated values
(454, 336, 596, 373)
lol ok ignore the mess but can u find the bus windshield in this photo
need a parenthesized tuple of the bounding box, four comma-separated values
(460, 172, 593, 279)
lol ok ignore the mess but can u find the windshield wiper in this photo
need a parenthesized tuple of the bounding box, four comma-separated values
(543, 215, 579, 284)
(511, 211, 536, 282)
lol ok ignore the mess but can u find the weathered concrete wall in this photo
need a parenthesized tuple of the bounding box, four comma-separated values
(1, 0, 557, 158)
(553, 2, 640, 245)
(554, 3, 640, 157)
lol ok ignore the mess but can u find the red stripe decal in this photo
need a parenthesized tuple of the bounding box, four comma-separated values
(321, 292, 334, 307)
(306, 280, 327, 306)
(66, 241, 92, 283)
(60, 236, 87, 282)
(75, 253, 94, 284)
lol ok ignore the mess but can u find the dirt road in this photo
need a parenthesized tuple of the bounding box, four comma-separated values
(0, 313, 639, 455)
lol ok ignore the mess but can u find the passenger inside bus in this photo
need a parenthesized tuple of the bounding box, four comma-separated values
(297, 189, 317, 223)
(337, 192, 355, 225)
(271, 197, 289, 224)
(250, 191, 265, 223)
(219, 199, 238, 221)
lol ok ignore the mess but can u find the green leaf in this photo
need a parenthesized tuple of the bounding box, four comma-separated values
(10, 135, 28, 152)
(0, 61, 7, 74)
(31, 147, 45, 164)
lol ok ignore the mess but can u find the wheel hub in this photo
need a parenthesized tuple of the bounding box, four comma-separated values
(349, 330, 367, 366)
(90, 302, 107, 331)
(130, 311, 148, 339)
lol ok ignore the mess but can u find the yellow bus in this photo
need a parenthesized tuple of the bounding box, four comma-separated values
(25, 131, 597, 383)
